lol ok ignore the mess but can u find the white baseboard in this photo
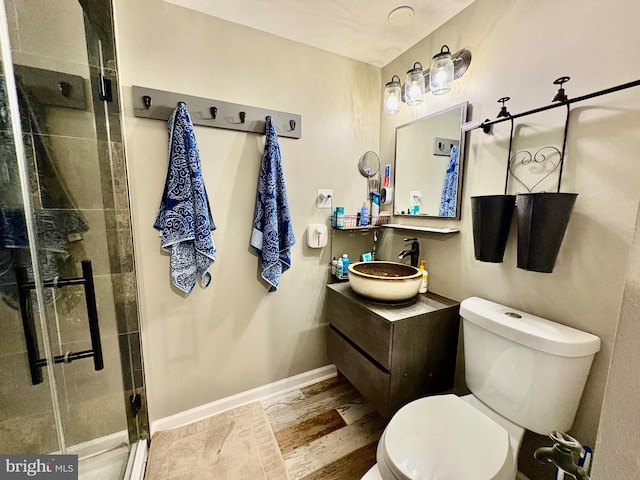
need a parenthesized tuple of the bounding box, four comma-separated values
(151, 364, 337, 435)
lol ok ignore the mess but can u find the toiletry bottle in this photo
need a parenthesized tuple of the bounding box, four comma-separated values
(341, 254, 349, 278)
(335, 207, 344, 229)
(336, 256, 343, 279)
(331, 257, 337, 275)
(371, 192, 380, 225)
(360, 202, 369, 226)
(418, 259, 428, 293)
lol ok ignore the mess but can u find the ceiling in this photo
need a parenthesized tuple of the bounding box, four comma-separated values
(165, 0, 476, 67)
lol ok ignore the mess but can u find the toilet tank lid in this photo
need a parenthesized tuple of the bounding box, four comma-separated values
(460, 297, 601, 357)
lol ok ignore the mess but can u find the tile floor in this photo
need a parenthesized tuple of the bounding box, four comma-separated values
(262, 374, 386, 480)
(144, 374, 386, 480)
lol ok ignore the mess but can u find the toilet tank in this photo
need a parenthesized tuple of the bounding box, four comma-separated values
(460, 297, 600, 435)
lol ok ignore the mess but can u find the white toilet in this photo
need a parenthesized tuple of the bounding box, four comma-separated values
(362, 296, 601, 480)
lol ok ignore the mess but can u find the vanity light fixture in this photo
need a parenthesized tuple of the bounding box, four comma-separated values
(384, 75, 402, 114)
(383, 46, 472, 114)
(405, 62, 425, 106)
(430, 45, 454, 95)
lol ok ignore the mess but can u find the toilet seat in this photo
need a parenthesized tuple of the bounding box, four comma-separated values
(379, 395, 514, 480)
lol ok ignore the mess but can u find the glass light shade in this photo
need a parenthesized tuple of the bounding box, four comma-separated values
(404, 62, 425, 106)
(430, 45, 454, 95)
(384, 76, 402, 114)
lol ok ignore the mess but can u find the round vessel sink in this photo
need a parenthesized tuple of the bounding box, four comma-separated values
(348, 261, 422, 302)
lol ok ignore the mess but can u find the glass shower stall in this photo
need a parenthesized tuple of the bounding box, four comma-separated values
(0, 0, 147, 478)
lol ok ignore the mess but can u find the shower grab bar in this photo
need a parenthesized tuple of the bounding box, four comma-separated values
(16, 260, 104, 385)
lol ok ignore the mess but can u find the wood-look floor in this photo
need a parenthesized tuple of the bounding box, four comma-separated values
(144, 374, 385, 480)
(261, 374, 386, 480)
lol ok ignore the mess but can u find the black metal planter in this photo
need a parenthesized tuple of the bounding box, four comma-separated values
(516, 192, 577, 273)
(471, 195, 516, 263)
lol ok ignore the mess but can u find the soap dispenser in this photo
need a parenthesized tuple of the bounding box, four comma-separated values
(418, 259, 428, 293)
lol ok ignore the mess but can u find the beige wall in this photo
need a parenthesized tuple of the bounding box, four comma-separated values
(592, 205, 640, 478)
(113, 0, 380, 423)
(114, 0, 640, 473)
(381, 0, 640, 475)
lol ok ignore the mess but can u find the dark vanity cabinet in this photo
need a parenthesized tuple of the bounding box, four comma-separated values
(326, 282, 460, 418)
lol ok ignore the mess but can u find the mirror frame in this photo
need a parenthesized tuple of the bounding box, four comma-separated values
(393, 101, 468, 220)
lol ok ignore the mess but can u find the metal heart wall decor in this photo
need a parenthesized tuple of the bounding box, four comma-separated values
(508, 146, 563, 193)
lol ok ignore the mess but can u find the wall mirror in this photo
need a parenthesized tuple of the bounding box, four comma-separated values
(394, 101, 468, 219)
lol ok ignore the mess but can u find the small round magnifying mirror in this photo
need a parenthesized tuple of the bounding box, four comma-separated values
(358, 151, 380, 178)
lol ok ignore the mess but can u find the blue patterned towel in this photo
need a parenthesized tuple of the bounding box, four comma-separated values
(250, 117, 295, 292)
(439, 145, 459, 217)
(154, 102, 216, 293)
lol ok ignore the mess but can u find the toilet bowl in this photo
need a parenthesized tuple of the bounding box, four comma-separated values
(361, 297, 600, 480)
(363, 394, 520, 480)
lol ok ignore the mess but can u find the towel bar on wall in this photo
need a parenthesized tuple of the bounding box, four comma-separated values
(132, 85, 302, 139)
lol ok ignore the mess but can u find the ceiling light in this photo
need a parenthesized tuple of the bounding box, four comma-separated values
(388, 6, 415, 26)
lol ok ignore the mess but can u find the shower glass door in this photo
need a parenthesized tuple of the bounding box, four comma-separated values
(0, 0, 146, 477)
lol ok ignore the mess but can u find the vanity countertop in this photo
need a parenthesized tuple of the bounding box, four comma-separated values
(327, 282, 458, 323)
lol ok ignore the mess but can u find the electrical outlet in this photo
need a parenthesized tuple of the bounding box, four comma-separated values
(317, 189, 333, 208)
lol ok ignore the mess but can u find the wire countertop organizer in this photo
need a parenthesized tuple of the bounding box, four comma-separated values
(132, 85, 302, 139)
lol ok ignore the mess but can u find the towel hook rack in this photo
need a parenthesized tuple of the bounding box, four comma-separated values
(132, 85, 301, 139)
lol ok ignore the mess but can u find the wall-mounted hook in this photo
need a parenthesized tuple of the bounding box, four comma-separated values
(58, 81, 72, 98)
(142, 95, 152, 109)
(210, 106, 218, 119)
(289, 119, 296, 131)
(239, 111, 246, 123)
(553, 76, 570, 102)
(497, 97, 511, 118)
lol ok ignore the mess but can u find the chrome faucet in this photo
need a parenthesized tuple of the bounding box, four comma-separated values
(398, 237, 420, 267)
(534, 431, 590, 480)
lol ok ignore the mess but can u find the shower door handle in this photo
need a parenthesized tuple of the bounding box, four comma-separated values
(16, 260, 104, 385)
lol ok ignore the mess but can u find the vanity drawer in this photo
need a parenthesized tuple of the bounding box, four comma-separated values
(326, 287, 392, 369)
(327, 326, 390, 417)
